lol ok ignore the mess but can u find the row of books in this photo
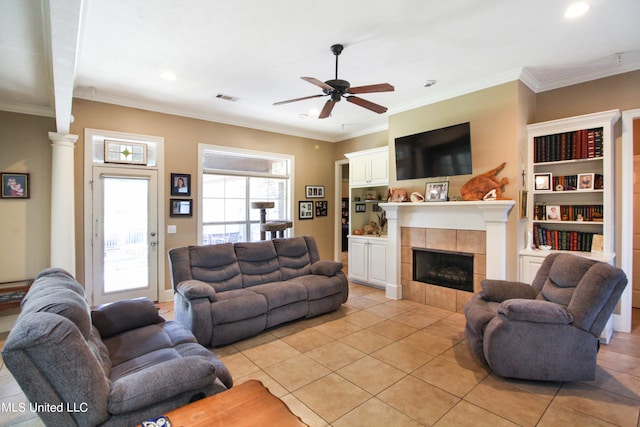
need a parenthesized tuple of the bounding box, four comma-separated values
(552, 174, 603, 191)
(533, 224, 599, 252)
(533, 127, 603, 163)
(533, 203, 603, 222)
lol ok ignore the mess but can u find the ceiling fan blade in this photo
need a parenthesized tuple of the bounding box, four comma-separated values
(346, 96, 388, 114)
(348, 83, 395, 94)
(319, 100, 336, 119)
(301, 77, 334, 92)
(273, 94, 325, 106)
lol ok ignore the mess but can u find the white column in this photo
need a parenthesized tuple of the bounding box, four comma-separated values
(49, 132, 78, 274)
(477, 204, 513, 280)
(383, 205, 402, 300)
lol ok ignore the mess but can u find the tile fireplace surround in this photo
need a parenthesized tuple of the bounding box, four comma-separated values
(380, 201, 515, 312)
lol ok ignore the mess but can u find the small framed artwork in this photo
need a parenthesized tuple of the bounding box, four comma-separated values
(355, 203, 366, 213)
(315, 200, 328, 217)
(577, 173, 594, 191)
(425, 181, 448, 202)
(299, 201, 313, 220)
(545, 204, 561, 221)
(171, 173, 191, 196)
(170, 199, 193, 217)
(305, 185, 325, 198)
(1, 173, 30, 199)
(534, 173, 552, 192)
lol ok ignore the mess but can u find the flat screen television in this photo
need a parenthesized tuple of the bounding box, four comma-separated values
(395, 122, 472, 180)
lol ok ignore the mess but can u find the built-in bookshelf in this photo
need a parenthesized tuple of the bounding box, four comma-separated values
(520, 110, 620, 283)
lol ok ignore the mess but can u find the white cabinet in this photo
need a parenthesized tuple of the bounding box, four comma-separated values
(346, 147, 388, 187)
(519, 110, 620, 283)
(348, 236, 388, 288)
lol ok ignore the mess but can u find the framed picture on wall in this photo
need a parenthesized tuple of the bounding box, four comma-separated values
(305, 185, 325, 198)
(171, 173, 191, 196)
(170, 199, 192, 217)
(1, 172, 30, 199)
(315, 200, 328, 217)
(299, 201, 313, 220)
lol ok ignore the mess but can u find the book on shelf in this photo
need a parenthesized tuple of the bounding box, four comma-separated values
(533, 224, 597, 252)
(533, 127, 604, 163)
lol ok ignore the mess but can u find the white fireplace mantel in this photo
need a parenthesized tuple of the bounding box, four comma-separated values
(380, 200, 515, 299)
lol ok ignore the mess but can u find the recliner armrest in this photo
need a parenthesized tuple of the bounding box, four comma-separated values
(498, 299, 573, 324)
(311, 260, 343, 277)
(176, 280, 216, 302)
(480, 279, 538, 302)
(108, 356, 218, 414)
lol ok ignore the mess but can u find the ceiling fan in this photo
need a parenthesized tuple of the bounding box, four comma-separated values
(273, 44, 394, 119)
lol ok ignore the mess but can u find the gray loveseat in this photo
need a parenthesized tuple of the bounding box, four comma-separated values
(168, 236, 349, 347)
(2, 268, 233, 427)
(464, 252, 627, 381)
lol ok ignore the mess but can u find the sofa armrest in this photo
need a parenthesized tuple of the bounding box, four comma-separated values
(480, 279, 538, 303)
(176, 280, 216, 302)
(311, 260, 343, 277)
(92, 298, 163, 339)
(108, 356, 217, 414)
(498, 299, 574, 324)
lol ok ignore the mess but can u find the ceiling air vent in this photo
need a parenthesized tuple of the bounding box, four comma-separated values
(215, 93, 239, 102)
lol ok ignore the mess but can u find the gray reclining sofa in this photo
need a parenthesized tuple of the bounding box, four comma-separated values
(168, 236, 349, 347)
(2, 268, 233, 427)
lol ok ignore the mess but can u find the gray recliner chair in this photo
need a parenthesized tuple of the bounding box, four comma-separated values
(464, 252, 627, 381)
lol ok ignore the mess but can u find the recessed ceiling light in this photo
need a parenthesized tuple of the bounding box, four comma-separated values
(160, 71, 176, 81)
(564, 2, 590, 19)
(299, 113, 308, 119)
(423, 80, 437, 88)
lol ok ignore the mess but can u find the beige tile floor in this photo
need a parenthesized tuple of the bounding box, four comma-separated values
(1, 282, 639, 427)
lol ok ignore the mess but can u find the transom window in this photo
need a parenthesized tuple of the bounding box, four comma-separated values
(199, 145, 292, 244)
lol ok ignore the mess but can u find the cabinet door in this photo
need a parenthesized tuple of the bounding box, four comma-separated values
(519, 255, 546, 283)
(369, 155, 388, 185)
(350, 158, 368, 186)
(368, 241, 387, 286)
(348, 239, 368, 282)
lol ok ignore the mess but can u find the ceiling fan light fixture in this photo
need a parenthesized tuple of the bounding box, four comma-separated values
(564, 2, 590, 19)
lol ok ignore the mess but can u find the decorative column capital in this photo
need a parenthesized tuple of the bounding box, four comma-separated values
(48, 132, 78, 148)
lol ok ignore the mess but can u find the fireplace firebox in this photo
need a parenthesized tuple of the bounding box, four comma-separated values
(412, 248, 473, 292)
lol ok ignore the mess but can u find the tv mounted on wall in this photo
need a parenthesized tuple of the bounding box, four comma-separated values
(395, 122, 472, 180)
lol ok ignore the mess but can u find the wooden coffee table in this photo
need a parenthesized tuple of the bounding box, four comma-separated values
(160, 380, 308, 426)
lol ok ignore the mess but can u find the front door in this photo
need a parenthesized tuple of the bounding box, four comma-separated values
(91, 166, 159, 305)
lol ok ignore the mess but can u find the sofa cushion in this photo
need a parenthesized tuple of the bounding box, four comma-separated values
(274, 237, 312, 279)
(540, 254, 595, 305)
(235, 240, 282, 286)
(92, 298, 164, 339)
(498, 299, 574, 324)
(248, 281, 308, 310)
(291, 274, 345, 300)
(189, 243, 243, 292)
(211, 289, 268, 324)
(480, 279, 538, 302)
(103, 324, 173, 366)
(21, 286, 92, 340)
(109, 356, 217, 414)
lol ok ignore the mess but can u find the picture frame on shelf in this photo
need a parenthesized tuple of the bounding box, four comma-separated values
(577, 173, 594, 191)
(315, 200, 328, 217)
(305, 185, 324, 198)
(355, 203, 366, 213)
(1, 172, 30, 199)
(425, 181, 448, 202)
(299, 201, 313, 220)
(545, 204, 561, 221)
(534, 173, 552, 191)
(170, 199, 192, 217)
(170, 173, 191, 196)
